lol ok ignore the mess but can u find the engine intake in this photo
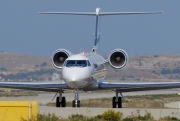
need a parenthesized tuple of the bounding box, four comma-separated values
(108, 49, 128, 70)
(52, 49, 73, 69)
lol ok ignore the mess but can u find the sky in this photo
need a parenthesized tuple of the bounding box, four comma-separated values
(0, 1, 180, 57)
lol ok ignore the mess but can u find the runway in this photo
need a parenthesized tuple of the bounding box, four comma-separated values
(0, 89, 180, 119)
(1, 89, 180, 105)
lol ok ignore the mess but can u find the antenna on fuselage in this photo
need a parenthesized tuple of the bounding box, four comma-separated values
(39, 8, 163, 53)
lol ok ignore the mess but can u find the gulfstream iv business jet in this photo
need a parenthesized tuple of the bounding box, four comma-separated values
(1, 8, 180, 108)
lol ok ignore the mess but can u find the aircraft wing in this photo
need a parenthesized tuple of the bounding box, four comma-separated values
(99, 82, 180, 92)
(1, 81, 180, 93)
(0, 82, 68, 92)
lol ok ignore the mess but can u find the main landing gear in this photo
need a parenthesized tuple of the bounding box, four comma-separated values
(56, 90, 66, 107)
(112, 90, 123, 108)
(55, 89, 122, 108)
(55, 89, 81, 108)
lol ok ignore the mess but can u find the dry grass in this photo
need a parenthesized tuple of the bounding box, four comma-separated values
(0, 91, 38, 97)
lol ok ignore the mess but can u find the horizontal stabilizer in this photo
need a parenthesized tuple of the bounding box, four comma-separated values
(38, 12, 96, 16)
(99, 11, 163, 16)
(38, 11, 163, 16)
(39, 8, 163, 52)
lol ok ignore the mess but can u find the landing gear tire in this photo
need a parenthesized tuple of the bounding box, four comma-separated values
(118, 97, 122, 108)
(62, 97, 66, 107)
(56, 97, 60, 107)
(77, 100, 80, 107)
(72, 100, 75, 107)
(112, 97, 116, 108)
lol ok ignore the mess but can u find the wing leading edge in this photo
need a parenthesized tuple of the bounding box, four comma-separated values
(0, 82, 68, 92)
(1, 81, 180, 92)
(99, 82, 180, 92)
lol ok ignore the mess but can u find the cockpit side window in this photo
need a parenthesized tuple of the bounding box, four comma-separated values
(87, 60, 91, 66)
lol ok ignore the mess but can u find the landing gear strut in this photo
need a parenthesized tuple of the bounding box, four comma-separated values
(56, 90, 66, 107)
(72, 89, 80, 107)
(112, 90, 122, 108)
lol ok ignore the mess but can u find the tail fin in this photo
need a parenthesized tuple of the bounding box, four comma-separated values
(39, 8, 163, 53)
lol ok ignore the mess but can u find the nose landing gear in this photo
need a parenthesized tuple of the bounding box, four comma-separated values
(72, 89, 80, 107)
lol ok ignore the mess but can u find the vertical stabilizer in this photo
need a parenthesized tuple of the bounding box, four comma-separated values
(93, 8, 101, 53)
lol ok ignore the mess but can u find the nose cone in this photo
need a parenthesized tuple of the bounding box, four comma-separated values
(62, 67, 92, 88)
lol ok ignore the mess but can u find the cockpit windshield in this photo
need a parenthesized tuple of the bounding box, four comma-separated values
(66, 60, 88, 67)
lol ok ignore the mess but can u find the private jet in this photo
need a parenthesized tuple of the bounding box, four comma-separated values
(1, 8, 180, 108)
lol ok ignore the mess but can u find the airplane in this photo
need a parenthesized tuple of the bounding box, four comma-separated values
(1, 8, 180, 108)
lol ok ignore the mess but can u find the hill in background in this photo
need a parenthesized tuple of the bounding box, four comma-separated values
(0, 51, 180, 82)
(0, 51, 53, 81)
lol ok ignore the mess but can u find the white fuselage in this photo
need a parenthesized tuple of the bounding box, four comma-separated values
(62, 53, 107, 89)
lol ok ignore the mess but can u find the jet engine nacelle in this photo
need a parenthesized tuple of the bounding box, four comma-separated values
(108, 49, 129, 70)
(52, 49, 73, 69)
